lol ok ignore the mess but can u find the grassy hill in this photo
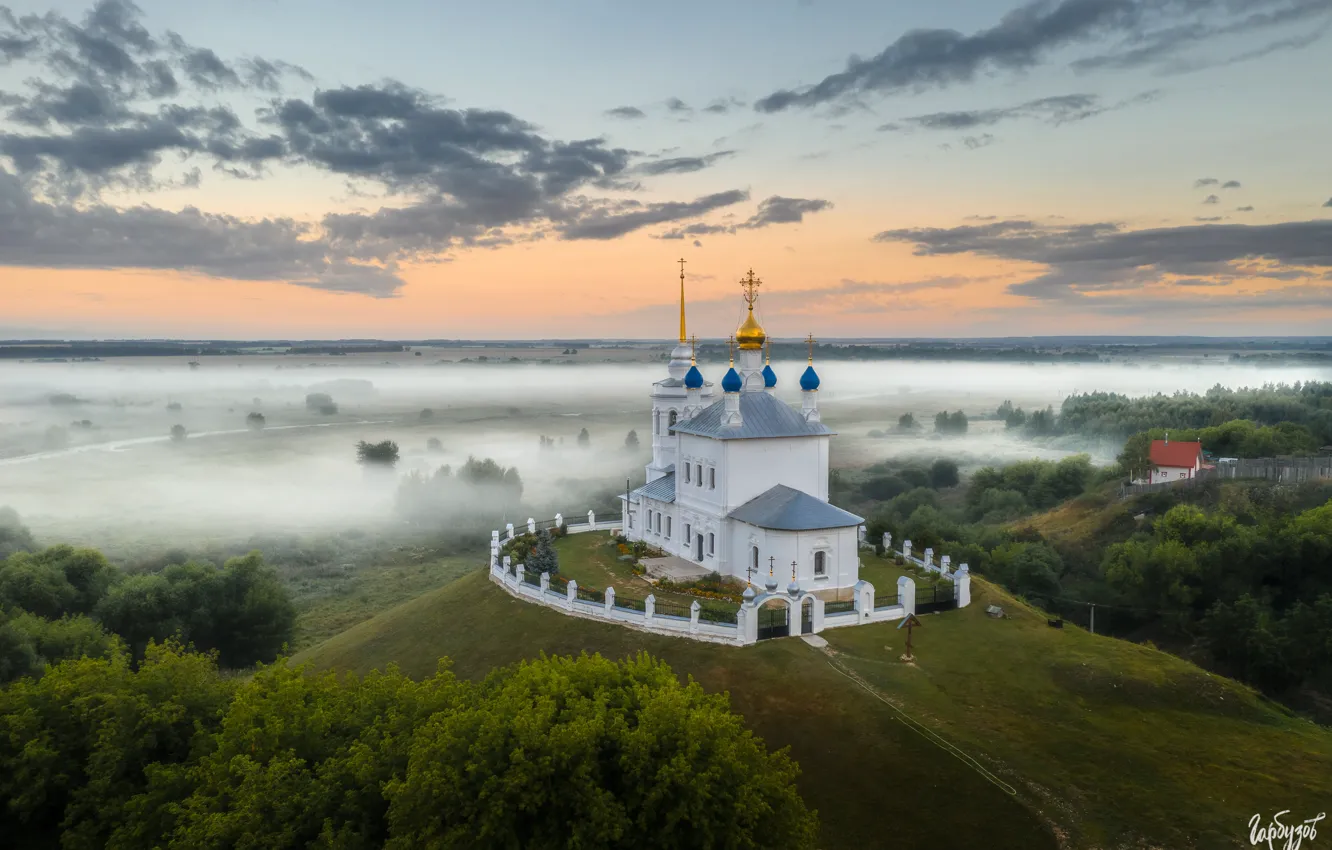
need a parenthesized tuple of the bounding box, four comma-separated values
(296, 534, 1332, 850)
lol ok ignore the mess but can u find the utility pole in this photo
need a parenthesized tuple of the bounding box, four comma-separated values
(1089, 602, 1096, 636)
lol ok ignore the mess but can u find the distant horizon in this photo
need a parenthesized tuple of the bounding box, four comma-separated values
(5, 334, 1332, 345)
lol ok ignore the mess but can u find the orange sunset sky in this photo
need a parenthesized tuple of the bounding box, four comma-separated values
(2, 0, 1331, 339)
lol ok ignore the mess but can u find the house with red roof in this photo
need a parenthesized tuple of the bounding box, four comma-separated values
(1140, 436, 1204, 484)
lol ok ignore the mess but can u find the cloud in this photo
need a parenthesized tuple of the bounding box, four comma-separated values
(702, 97, 744, 115)
(1237, 206, 1254, 212)
(1324, 197, 1332, 207)
(879, 91, 1157, 134)
(1194, 216, 1223, 222)
(664, 97, 692, 114)
(962, 134, 995, 150)
(635, 150, 735, 176)
(558, 189, 749, 240)
(656, 195, 833, 239)
(605, 105, 646, 119)
(1194, 177, 1219, 188)
(754, 0, 1330, 113)
(1202, 194, 1219, 204)
(872, 217, 1332, 303)
(0, 1, 824, 293)
(1222, 180, 1242, 189)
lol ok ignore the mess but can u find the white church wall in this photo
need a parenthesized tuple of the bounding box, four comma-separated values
(723, 437, 829, 508)
(728, 523, 860, 591)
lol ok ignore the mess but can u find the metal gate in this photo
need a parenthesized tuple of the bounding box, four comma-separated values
(800, 598, 814, 634)
(916, 583, 958, 615)
(757, 603, 789, 640)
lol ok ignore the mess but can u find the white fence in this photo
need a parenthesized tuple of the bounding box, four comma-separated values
(487, 519, 971, 646)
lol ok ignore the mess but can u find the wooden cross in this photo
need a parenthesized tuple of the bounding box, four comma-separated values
(897, 613, 922, 661)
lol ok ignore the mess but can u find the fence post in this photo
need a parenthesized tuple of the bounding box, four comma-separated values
(923, 548, 933, 570)
(883, 532, 892, 551)
(502, 555, 511, 576)
(555, 513, 563, 530)
(491, 529, 500, 547)
(540, 571, 550, 592)
(506, 522, 515, 541)
(516, 563, 525, 588)
(940, 555, 951, 577)
(566, 579, 577, 610)
(605, 586, 615, 614)
(588, 510, 596, 530)
(956, 565, 971, 608)
(645, 593, 655, 622)
(897, 576, 916, 617)
(903, 540, 912, 563)
(855, 580, 874, 622)
(527, 517, 536, 535)
(690, 600, 701, 634)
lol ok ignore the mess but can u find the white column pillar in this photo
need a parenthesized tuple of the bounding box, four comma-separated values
(690, 600, 701, 634)
(502, 555, 512, 574)
(605, 586, 616, 614)
(566, 579, 577, 610)
(923, 548, 933, 570)
(897, 576, 916, 617)
(588, 510, 596, 530)
(903, 540, 912, 562)
(645, 593, 655, 621)
(506, 523, 515, 541)
(956, 565, 972, 608)
(812, 597, 826, 633)
(555, 513, 563, 529)
(516, 563, 526, 588)
(883, 532, 892, 551)
(940, 555, 951, 577)
(855, 580, 875, 622)
(540, 572, 550, 592)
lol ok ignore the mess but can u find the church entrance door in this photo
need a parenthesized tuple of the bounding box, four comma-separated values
(757, 600, 789, 641)
(801, 598, 814, 634)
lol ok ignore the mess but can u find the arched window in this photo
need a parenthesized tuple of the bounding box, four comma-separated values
(665, 516, 672, 539)
(695, 463, 702, 485)
(684, 463, 691, 483)
(707, 533, 715, 555)
(709, 467, 716, 489)
(814, 551, 827, 576)
(751, 546, 759, 575)
(668, 410, 678, 428)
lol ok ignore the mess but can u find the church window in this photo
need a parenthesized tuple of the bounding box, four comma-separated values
(751, 546, 759, 574)
(695, 463, 702, 485)
(684, 464, 691, 483)
(709, 467, 716, 489)
(708, 533, 715, 555)
(684, 523, 691, 543)
(666, 516, 672, 539)
(668, 410, 678, 428)
(814, 551, 827, 576)
(654, 512, 660, 533)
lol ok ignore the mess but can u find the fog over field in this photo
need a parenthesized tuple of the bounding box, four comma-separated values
(3, 350, 1330, 551)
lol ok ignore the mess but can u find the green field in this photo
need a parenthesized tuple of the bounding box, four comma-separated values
(295, 534, 1332, 850)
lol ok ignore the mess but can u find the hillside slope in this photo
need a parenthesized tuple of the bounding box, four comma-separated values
(296, 561, 1332, 850)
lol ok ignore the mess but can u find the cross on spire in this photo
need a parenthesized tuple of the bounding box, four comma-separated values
(791, 560, 798, 581)
(727, 335, 735, 366)
(677, 258, 688, 343)
(689, 334, 698, 365)
(806, 332, 817, 364)
(768, 555, 775, 577)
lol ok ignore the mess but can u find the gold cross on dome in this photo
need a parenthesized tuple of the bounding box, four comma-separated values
(740, 269, 762, 306)
(806, 333, 817, 364)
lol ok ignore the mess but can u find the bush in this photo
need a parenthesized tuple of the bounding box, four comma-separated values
(245, 412, 265, 430)
(305, 392, 333, 411)
(170, 424, 187, 441)
(426, 437, 443, 452)
(930, 458, 960, 488)
(357, 439, 400, 466)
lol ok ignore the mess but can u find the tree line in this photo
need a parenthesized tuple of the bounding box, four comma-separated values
(0, 647, 817, 849)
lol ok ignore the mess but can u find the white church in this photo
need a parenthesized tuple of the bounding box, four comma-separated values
(620, 269, 864, 596)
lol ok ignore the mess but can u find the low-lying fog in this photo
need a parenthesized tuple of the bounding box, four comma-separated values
(3, 350, 1330, 551)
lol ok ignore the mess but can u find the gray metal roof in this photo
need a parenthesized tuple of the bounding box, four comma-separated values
(728, 484, 863, 530)
(671, 391, 835, 441)
(629, 472, 676, 503)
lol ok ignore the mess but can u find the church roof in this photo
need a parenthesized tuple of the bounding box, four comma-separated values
(671, 391, 835, 440)
(628, 472, 676, 504)
(728, 484, 863, 531)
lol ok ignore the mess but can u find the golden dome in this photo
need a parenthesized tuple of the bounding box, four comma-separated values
(736, 308, 766, 350)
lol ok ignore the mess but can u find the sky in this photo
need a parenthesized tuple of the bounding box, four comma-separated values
(2, 0, 1332, 340)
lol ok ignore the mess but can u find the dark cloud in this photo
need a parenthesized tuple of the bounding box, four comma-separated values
(872, 217, 1332, 303)
(1195, 177, 1219, 188)
(657, 195, 832, 239)
(665, 97, 692, 113)
(1202, 194, 1219, 204)
(604, 105, 646, 119)
(1237, 205, 1255, 212)
(1222, 180, 1242, 189)
(754, 0, 1329, 113)
(702, 97, 744, 115)
(1194, 216, 1223, 222)
(635, 150, 735, 176)
(962, 134, 995, 150)
(879, 91, 1157, 134)
(559, 189, 749, 240)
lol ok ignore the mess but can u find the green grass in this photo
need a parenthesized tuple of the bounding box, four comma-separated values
(294, 549, 1332, 850)
(551, 533, 739, 619)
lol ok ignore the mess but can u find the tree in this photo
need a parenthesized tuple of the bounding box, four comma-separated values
(305, 392, 334, 411)
(577, 427, 590, 448)
(527, 529, 559, 576)
(624, 429, 639, 450)
(385, 654, 818, 849)
(426, 437, 443, 452)
(357, 440, 401, 467)
(420, 408, 434, 420)
(929, 458, 960, 488)
(0, 507, 36, 560)
(170, 424, 187, 441)
(897, 413, 916, 430)
(246, 412, 265, 430)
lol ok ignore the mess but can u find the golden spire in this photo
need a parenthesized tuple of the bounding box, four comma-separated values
(736, 269, 767, 350)
(678, 258, 687, 344)
(806, 333, 816, 364)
